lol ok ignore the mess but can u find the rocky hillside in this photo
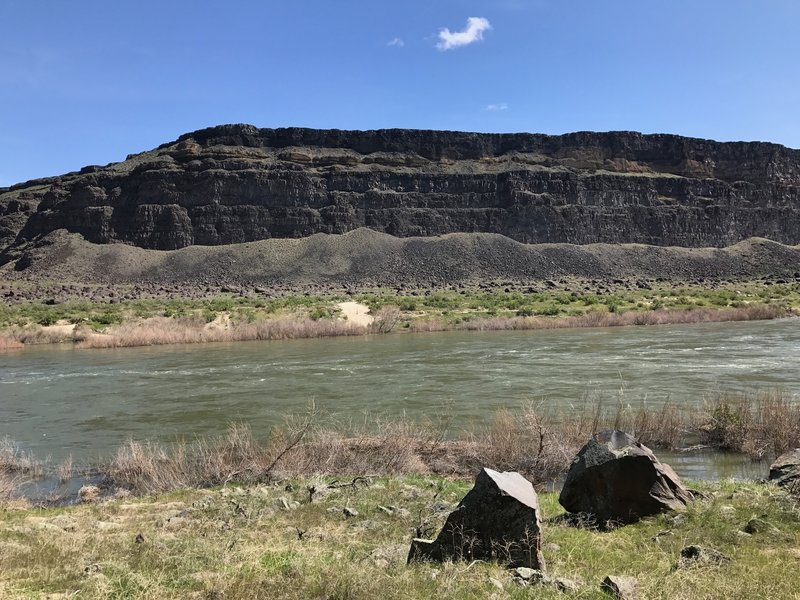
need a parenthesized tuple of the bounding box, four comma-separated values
(2, 125, 800, 258)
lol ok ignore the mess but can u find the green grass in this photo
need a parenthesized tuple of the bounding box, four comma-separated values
(0, 477, 798, 598)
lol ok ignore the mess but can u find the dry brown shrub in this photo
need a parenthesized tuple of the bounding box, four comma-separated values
(467, 406, 581, 483)
(0, 332, 24, 350)
(107, 440, 191, 494)
(0, 325, 78, 347)
(370, 305, 402, 333)
(409, 318, 448, 333)
(0, 437, 43, 478)
(0, 472, 19, 500)
(455, 303, 788, 334)
(56, 455, 73, 484)
(80, 316, 366, 349)
(697, 390, 800, 458)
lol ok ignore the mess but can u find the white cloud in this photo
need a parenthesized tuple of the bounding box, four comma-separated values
(437, 17, 491, 51)
(485, 103, 509, 111)
(387, 37, 405, 47)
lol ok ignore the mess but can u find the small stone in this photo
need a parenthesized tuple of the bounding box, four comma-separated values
(718, 505, 736, 518)
(50, 516, 77, 531)
(489, 577, 504, 590)
(650, 530, 674, 542)
(349, 519, 383, 530)
(544, 543, 561, 553)
(343, 507, 359, 518)
(163, 516, 186, 530)
(554, 578, 580, 592)
(514, 567, 538, 581)
(367, 544, 408, 567)
(677, 545, 730, 568)
(742, 518, 776, 534)
(601, 575, 638, 599)
(671, 514, 687, 526)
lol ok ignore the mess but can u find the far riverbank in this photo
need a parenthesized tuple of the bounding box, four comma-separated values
(1, 278, 797, 350)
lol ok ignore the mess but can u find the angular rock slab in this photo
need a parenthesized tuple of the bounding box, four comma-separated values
(601, 575, 639, 600)
(408, 468, 545, 569)
(768, 448, 800, 492)
(559, 430, 692, 524)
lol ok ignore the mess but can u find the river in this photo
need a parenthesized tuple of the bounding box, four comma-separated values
(1, 318, 798, 480)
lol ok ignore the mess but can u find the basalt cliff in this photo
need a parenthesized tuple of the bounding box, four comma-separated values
(2, 125, 800, 259)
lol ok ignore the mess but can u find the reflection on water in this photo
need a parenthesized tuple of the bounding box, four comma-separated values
(1, 318, 798, 479)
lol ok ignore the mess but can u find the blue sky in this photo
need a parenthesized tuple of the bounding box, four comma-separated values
(2, 0, 799, 185)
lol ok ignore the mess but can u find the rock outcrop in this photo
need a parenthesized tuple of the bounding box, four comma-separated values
(768, 449, 800, 492)
(408, 468, 545, 569)
(2, 125, 800, 256)
(559, 430, 692, 524)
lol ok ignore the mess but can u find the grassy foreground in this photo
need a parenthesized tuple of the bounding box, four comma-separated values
(0, 280, 798, 349)
(1, 477, 799, 599)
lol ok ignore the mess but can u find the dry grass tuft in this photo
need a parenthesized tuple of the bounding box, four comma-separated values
(458, 304, 788, 332)
(107, 423, 276, 495)
(696, 390, 800, 458)
(78, 316, 367, 348)
(0, 437, 44, 478)
(0, 334, 23, 350)
(55, 455, 73, 484)
(0, 472, 19, 500)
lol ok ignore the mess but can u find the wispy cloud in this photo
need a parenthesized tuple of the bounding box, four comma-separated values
(387, 37, 405, 48)
(484, 103, 509, 112)
(436, 17, 491, 51)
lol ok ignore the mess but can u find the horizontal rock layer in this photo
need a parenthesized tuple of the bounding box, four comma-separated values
(2, 125, 800, 253)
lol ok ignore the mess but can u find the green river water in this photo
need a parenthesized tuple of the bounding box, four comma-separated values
(2, 318, 798, 480)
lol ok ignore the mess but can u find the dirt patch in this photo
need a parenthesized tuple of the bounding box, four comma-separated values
(337, 302, 374, 327)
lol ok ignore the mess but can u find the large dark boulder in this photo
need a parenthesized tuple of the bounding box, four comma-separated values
(559, 430, 692, 524)
(408, 468, 545, 569)
(768, 449, 800, 492)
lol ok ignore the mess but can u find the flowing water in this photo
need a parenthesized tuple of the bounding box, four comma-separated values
(2, 318, 799, 480)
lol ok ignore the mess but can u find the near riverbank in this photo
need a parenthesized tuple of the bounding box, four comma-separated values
(2, 392, 797, 499)
(1, 475, 798, 599)
(2, 396, 798, 598)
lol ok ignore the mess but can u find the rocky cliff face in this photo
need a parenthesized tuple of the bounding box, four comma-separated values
(2, 125, 799, 254)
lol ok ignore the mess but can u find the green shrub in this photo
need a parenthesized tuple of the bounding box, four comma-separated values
(538, 304, 560, 316)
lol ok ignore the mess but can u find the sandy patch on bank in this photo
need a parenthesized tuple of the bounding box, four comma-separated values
(337, 302, 374, 327)
(42, 321, 77, 336)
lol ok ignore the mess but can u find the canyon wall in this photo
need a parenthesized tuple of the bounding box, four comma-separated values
(2, 125, 799, 253)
